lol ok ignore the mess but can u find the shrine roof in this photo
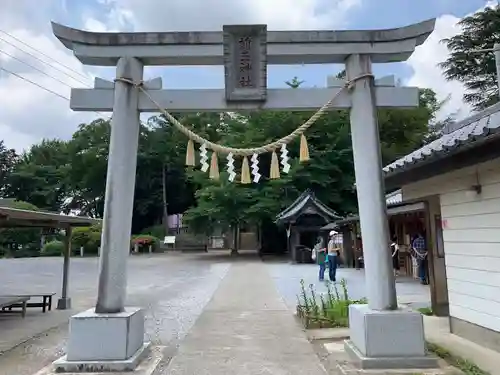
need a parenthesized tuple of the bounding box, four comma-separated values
(275, 190, 342, 224)
(383, 103, 500, 183)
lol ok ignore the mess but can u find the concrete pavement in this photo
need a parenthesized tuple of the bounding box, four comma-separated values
(266, 262, 430, 310)
(424, 315, 500, 375)
(0, 253, 433, 375)
(164, 259, 328, 375)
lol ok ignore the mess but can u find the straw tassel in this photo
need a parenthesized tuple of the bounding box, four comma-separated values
(209, 151, 220, 180)
(270, 151, 281, 179)
(240, 156, 251, 184)
(185, 139, 195, 166)
(299, 134, 310, 162)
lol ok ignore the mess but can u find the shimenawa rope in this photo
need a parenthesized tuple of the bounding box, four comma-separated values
(114, 73, 373, 157)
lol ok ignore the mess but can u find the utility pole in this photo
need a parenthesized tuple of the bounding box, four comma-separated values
(162, 163, 168, 235)
(494, 43, 500, 100)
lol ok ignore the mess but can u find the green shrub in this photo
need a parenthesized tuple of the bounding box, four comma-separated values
(427, 342, 489, 375)
(41, 240, 64, 257)
(12, 248, 40, 258)
(296, 278, 367, 328)
(71, 224, 101, 255)
(418, 307, 433, 316)
(131, 235, 160, 252)
(0, 201, 42, 258)
(141, 225, 166, 239)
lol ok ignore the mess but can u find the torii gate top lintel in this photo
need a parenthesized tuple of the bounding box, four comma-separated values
(51, 19, 435, 66)
(49, 18, 437, 364)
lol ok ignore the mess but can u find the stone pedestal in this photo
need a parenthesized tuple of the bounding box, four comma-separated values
(57, 297, 71, 310)
(53, 307, 150, 372)
(344, 304, 438, 369)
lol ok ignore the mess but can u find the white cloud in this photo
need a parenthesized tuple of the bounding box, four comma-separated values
(0, 0, 361, 152)
(406, 1, 497, 121)
(0, 29, 98, 153)
(103, 0, 361, 31)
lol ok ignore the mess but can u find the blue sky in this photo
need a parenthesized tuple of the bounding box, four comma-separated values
(54, 0, 490, 90)
(0, 0, 494, 150)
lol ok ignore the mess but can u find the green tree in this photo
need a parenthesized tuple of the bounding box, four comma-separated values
(439, 5, 500, 110)
(0, 140, 18, 196)
(64, 119, 110, 217)
(6, 140, 70, 211)
(0, 200, 42, 258)
(182, 82, 442, 243)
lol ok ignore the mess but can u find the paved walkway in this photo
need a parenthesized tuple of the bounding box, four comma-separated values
(267, 262, 430, 310)
(0, 253, 431, 375)
(424, 316, 500, 375)
(165, 260, 328, 375)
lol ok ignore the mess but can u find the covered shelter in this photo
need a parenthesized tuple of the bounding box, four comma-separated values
(0, 205, 99, 310)
(323, 190, 426, 271)
(275, 190, 342, 263)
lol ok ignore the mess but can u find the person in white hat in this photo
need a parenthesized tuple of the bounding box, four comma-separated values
(327, 230, 339, 282)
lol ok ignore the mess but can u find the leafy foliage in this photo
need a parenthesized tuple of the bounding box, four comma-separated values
(131, 235, 160, 252)
(439, 5, 500, 110)
(0, 141, 18, 196)
(6, 140, 69, 211)
(41, 240, 64, 257)
(296, 278, 367, 328)
(183, 84, 440, 237)
(0, 200, 41, 258)
(71, 224, 101, 255)
(0, 78, 440, 254)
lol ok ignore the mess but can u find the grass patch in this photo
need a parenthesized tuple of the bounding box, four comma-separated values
(427, 342, 490, 375)
(418, 307, 433, 316)
(296, 278, 367, 328)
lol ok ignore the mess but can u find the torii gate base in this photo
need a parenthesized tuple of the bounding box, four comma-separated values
(49, 20, 439, 373)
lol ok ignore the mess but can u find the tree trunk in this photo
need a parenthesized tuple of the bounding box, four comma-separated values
(231, 223, 239, 255)
(162, 163, 168, 235)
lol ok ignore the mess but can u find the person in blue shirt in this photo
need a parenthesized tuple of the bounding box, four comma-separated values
(411, 233, 428, 285)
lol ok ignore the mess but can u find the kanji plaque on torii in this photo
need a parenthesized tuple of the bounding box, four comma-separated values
(51, 19, 439, 373)
(223, 24, 267, 102)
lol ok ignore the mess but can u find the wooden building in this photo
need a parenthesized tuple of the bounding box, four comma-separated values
(324, 190, 428, 276)
(275, 190, 341, 263)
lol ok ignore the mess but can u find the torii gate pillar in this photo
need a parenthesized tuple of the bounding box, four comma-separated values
(50, 19, 438, 372)
(344, 54, 437, 369)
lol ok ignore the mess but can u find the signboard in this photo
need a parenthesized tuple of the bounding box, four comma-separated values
(223, 24, 267, 102)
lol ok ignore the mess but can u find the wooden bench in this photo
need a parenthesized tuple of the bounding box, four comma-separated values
(0, 296, 29, 318)
(0, 293, 56, 313)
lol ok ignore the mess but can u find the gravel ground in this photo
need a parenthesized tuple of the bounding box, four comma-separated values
(0, 254, 430, 375)
(0, 253, 231, 375)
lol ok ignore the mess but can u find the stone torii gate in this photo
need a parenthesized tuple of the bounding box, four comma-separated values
(51, 20, 437, 372)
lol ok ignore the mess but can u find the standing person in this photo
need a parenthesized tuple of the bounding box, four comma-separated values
(327, 231, 339, 282)
(411, 233, 428, 285)
(312, 237, 327, 281)
(390, 236, 400, 277)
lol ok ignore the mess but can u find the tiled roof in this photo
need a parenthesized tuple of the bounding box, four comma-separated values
(385, 190, 402, 205)
(275, 189, 341, 224)
(383, 103, 500, 175)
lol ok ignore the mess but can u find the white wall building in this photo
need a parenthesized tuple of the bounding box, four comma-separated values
(384, 103, 500, 352)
